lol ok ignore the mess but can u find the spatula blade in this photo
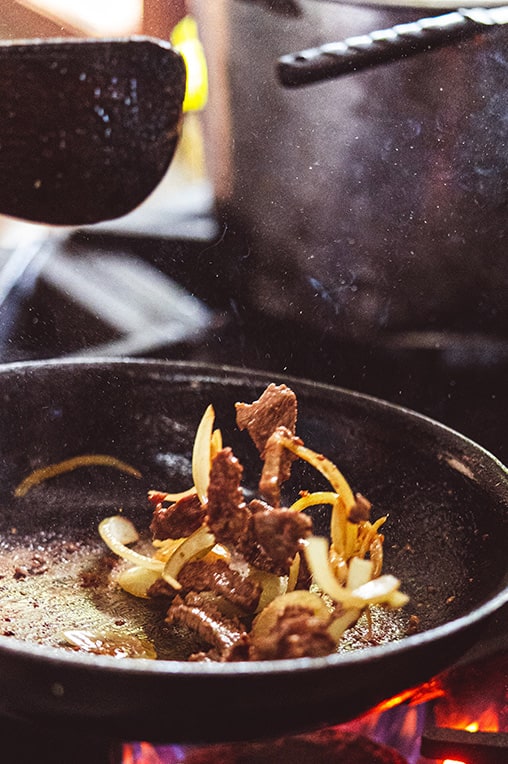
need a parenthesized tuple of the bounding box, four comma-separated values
(0, 36, 186, 226)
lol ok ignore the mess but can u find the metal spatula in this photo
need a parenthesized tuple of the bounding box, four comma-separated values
(0, 36, 186, 226)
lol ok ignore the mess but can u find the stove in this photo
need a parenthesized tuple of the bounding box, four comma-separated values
(0, 192, 506, 763)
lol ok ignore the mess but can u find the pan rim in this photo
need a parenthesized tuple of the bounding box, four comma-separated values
(0, 585, 506, 678)
(0, 355, 506, 679)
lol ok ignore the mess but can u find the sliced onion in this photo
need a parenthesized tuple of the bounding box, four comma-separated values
(344, 519, 361, 561)
(116, 565, 162, 599)
(346, 556, 373, 591)
(15, 454, 141, 497)
(278, 435, 356, 510)
(192, 404, 215, 504)
(385, 590, 410, 609)
(152, 536, 186, 563)
(289, 491, 338, 513)
(98, 516, 164, 573)
(163, 525, 215, 583)
(150, 486, 196, 503)
(211, 428, 223, 458)
(351, 574, 404, 605)
(358, 516, 387, 558)
(369, 534, 384, 579)
(205, 543, 231, 563)
(147, 425, 222, 505)
(328, 608, 362, 643)
(304, 536, 364, 608)
(330, 495, 348, 559)
(251, 590, 331, 640)
(329, 547, 348, 585)
(102, 514, 139, 545)
(248, 568, 288, 613)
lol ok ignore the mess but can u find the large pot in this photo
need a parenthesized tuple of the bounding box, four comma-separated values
(193, 0, 508, 342)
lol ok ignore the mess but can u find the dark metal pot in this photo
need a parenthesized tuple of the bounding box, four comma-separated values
(0, 359, 506, 746)
(194, 0, 508, 342)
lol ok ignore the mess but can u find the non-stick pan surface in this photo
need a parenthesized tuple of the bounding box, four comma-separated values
(0, 359, 506, 744)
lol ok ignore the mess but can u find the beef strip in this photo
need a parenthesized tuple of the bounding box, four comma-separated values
(190, 632, 252, 663)
(235, 383, 297, 453)
(252, 507, 312, 569)
(150, 492, 205, 540)
(238, 523, 287, 576)
(165, 592, 247, 655)
(348, 493, 372, 524)
(236, 385, 298, 506)
(294, 546, 312, 590)
(178, 558, 261, 613)
(147, 577, 179, 600)
(258, 426, 301, 506)
(249, 605, 335, 661)
(206, 447, 250, 546)
(237, 499, 312, 576)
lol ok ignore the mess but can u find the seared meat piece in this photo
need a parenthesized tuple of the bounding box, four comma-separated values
(147, 577, 179, 600)
(236, 499, 312, 576)
(348, 493, 372, 524)
(206, 447, 250, 546)
(178, 558, 262, 613)
(294, 549, 312, 590)
(259, 426, 300, 506)
(189, 633, 251, 663)
(236, 385, 298, 506)
(249, 605, 335, 661)
(166, 592, 247, 655)
(252, 507, 312, 569)
(150, 492, 205, 540)
(235, 383, 297, 453)
(248, 498, 274, 515)
(238, 498, 312, 576)
(238, 525, 287, 576)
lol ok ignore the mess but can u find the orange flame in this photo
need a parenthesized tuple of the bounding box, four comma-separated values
(438, 709, 500, 764)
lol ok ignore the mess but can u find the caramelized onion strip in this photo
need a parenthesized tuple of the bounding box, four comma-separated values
(99, 516, 166, 575)
(15, 454, 141, 497)
(163, 525, 215, 583)
(192, 405, 215, 504)
(289, 491, 338, 513)
(278, 436, 356, 510)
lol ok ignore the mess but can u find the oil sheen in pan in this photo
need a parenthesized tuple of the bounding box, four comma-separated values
(0, 522, 410, 661)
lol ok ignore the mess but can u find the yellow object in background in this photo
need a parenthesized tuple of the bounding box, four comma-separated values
(171, 15, 208, 113)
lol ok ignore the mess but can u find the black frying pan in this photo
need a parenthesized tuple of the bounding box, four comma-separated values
(0, 359, 506, 748)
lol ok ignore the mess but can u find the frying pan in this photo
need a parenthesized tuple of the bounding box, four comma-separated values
(0, 359, 506, 747)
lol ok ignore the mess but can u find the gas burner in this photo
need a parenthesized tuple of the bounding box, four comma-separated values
(421, 646, 508, 764)
(123, 728, 408, 764)
(421, 725, 508, 764)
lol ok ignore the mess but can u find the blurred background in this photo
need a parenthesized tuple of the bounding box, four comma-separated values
(0, 0, 506, 470)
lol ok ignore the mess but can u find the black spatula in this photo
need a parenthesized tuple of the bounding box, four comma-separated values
(0, 36, 186, 226)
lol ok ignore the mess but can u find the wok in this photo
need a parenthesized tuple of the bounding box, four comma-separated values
(0, 358, 506, 747)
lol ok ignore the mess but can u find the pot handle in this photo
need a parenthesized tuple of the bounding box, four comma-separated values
(277, 6, 508, 87)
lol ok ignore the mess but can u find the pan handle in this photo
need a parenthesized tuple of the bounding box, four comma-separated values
(277, 6, 508, 87)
